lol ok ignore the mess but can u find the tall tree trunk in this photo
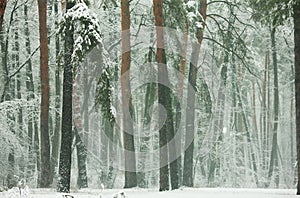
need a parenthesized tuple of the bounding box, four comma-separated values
(50, 0, 61, 185)
(261, 50, 270, 180)
(183, 0, 207, 187)
(38, 0, 51, 188)
(13, 9, 25, 177)
(121, 0, 137, 188)
(153, 0, 180, 190)
(153, 0, 169, 191)
(268, 26, 279, 188)
(58, 0, 75, 193)
(138, 30, 155, 188)
(176, 23, 188, 187)
(293, 0, 300, 194)
(24, 3, 36, 181)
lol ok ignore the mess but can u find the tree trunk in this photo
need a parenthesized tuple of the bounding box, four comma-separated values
(50, 0, 61, 185)
(183, 42, 199, 187)
(183, 0, 207, 187)
(138, 30, 155, 188)
(153, 0, 180, 190)
(261, 50, 270, 179)
(121, 0, 137, 188)
(293, 0, 300, 194)
(73, 78, 88, 189)
(75, 126, 88, 188)
(268, 26, 279, 188)
(153, 0, 169, 191)
(38, 0, 51, 188)
(13, 9, 25, 178)
(24, 3, 36, 181)
(176, 23, 188, 187)
(58, 0, 75, 193)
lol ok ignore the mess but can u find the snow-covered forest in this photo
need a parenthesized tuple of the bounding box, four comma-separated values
(0, 0, 300, 197)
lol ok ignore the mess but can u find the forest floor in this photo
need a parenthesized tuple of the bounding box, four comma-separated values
(0, 187, 298, 198)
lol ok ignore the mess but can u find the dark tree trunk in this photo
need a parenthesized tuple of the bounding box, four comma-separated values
(183, 0, 207, 187)
(58, 0, 75, 193)
(38, 0, 51, 188)
(294, 0, 300, 195)
(183, 42, 199, 187)
(153, 0, 169, 191)
(121, 0, 137, 188)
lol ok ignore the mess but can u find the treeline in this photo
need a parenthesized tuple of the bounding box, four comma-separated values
(0, 0, 299, 194)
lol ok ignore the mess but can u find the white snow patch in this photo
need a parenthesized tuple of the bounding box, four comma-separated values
(0, 188, 297, 198)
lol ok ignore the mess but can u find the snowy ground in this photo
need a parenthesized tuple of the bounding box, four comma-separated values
(0, 187, 298, 198)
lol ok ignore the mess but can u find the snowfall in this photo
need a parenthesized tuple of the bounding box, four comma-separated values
(0, 187, 298, 198)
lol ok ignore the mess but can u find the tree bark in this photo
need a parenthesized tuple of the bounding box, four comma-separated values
(50, 0, 61, 185)
(58, 0, 75, 193)
(38, 0, 51, 188)
(183, 0, 207, 187)
(121, 0, 138, 188)
(153, 0, 170, 191)
(153, 0, 181, 190)
(268, 26, 279, 188)
(24, 3, 36, 181)
(294, 0, 300, 194)
(73, 77, 88, 189)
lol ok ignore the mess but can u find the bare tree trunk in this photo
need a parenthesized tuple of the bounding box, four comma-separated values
(50, 0, 61, 185)
(38, 0, 51, 188)
(261, 50, 270, 181)
(24, 3, 36, 181)
(153, 0, 170, 191)
(176, 23, 188, 187)
(183, 0, 207, 187)
(268, 26, 279, 188)
(121, 0, 137, 188)
(73, 81, 88, 189)
(13, 9, 25, 178)
(58, 0, 75, 193)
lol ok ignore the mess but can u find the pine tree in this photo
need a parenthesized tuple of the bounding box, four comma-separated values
(121, 0, 138, 188)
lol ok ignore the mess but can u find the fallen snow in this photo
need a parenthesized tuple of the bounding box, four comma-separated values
(0, 188, 297, 198)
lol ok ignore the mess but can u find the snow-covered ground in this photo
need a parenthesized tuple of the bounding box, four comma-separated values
(0, 188, 298, 198)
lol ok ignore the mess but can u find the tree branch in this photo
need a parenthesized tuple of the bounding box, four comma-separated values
(203, 36, 259, 78)
(9, 31, 56, 79)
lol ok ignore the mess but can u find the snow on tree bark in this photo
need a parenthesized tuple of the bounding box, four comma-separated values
(58, 0, 75, 193)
